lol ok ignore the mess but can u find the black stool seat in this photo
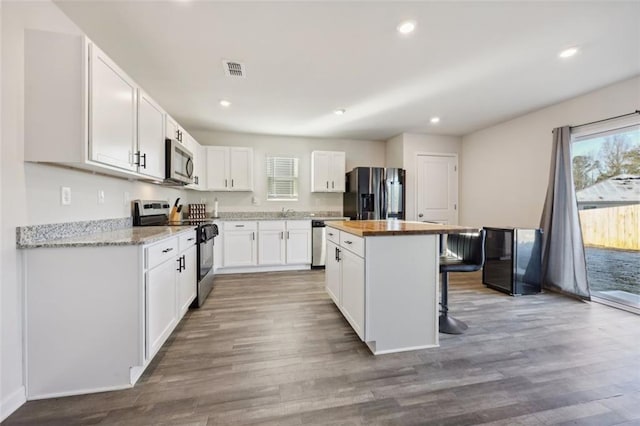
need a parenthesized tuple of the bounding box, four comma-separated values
(439, 230, 486, 334)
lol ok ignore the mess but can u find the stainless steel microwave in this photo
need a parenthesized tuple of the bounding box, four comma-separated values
(165, 138, 194, 185)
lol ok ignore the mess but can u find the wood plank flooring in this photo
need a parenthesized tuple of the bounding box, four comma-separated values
(5, 270, 640, 425)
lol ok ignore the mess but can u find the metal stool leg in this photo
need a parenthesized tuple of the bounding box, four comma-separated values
(439, 272, 468, 334)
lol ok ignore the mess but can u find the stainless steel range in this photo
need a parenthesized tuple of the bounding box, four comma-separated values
(132, 200, 217, 308)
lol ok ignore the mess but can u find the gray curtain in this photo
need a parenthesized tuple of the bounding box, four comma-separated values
(540, 126, 590, 299)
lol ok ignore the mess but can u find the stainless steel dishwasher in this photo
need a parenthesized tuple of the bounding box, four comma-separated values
(311, 220, 327, 268)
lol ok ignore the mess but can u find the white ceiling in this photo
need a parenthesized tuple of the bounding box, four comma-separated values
(53, 1, 640, 141)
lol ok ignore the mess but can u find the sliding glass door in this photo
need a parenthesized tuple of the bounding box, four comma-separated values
(571, 121, 640, 312)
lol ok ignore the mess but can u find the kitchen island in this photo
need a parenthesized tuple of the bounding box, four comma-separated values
(325, 220, 479, 355)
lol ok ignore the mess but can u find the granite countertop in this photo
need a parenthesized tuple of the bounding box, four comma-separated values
(18, 225, 196, 249)
(326, 220, 480, 237)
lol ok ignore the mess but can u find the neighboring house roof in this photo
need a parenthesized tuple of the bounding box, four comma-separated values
(576, 174, 640, 204)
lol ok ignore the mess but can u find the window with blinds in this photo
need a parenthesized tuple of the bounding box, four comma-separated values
(266, 156, 299, 200)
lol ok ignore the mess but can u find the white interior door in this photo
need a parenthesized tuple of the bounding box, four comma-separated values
(416, 154, 458, 224)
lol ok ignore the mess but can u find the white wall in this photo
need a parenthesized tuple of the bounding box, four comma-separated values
(0, 2, 185, 420)
(385, 134, 403, 168)
(460, 75, 640, 228)
(188, 130, 386, 213)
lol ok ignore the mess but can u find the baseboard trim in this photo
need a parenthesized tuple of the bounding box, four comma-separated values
(27, 383, 133, 401)
(215, 264, 311, 275)
(1, 386, 26, 422)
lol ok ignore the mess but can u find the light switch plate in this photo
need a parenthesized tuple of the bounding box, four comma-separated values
(98, 190, 105, 204)
(61, 187, 71, 205)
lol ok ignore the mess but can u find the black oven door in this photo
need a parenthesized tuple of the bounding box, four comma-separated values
(198, 224, 216, 280)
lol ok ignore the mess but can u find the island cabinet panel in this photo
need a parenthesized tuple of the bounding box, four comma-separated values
(325, 225, 440, 355)
(340, 248, 365, 340)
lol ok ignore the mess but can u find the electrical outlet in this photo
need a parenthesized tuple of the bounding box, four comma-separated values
(98, 190, 105, 204)
(123, 191, 130, 206)
(252, 196, 260, 206)
(61, 187, 71, 206)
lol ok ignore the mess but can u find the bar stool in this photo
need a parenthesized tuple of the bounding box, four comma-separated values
(439, 229, 486, 334)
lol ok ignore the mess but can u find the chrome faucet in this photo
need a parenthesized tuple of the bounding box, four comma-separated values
(281, 208, 294, 218)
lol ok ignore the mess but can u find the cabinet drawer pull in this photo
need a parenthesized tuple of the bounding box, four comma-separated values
(162, 247, 174, 253)
(328, 232, 334, 236)
(235, 224, 245, 227)
(187, 237, 195, 241)
(345, 240, 353, 245)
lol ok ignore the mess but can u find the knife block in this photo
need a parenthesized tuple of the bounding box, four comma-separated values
(169, 207, 181, 223)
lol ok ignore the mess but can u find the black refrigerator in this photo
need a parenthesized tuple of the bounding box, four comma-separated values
(343, 167, 406, 220)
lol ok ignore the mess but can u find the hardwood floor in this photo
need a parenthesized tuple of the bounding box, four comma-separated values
(5, 270, 640, 425)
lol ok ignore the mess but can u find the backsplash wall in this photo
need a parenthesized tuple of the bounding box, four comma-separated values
(187, 130, 386, 214)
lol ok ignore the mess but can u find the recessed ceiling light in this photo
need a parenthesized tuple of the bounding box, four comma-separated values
(219, 100, 231, 107)
(334, 109, 346, 115)
(430, 117, 440, 124)
(559, 47, 579, 58)
(397, 20, 416, 35)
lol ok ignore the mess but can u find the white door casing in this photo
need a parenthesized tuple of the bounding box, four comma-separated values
(416, 154, 458, 224)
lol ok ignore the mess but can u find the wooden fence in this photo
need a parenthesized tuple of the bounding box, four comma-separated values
(579, 204, 640, 250)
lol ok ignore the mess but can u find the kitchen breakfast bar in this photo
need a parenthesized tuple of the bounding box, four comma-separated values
(325, 220, 479, 355)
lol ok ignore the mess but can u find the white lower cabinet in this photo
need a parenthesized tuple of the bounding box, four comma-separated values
(285, 221, 312, 264)
(23, 229, 197, 399)
(218, 220, 311, 273)
(177, 244, 197, 317)
(325, 231, 365, 341)
(223, 221, 258, 267)
(147, 257, 179, 358)
(258, 221, 286, 265)
(145, 229, 196, 359)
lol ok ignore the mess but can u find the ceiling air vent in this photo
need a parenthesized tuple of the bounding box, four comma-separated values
(223, 60, 246, 78)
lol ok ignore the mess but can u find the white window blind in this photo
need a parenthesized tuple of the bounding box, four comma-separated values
(266, 156, 299, 200)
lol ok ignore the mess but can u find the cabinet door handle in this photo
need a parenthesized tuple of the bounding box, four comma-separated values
(133, 150, 141, 166)
(176, 257, 182, 272)
(141, 153, 147, 169)
(225, 179, 228, 187)
(231, 179, 234, 187)
(332, 181, 334, 189)
(336, 247, 341, 262)
(252, 231, 255, 240)
(181, 254, 186, 271)
(326, 181, 329, 189)
(280, 231, 284, 239)
(162, 247, 174, 253)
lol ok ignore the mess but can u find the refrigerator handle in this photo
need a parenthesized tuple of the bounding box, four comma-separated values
(380, 172, 387, 219)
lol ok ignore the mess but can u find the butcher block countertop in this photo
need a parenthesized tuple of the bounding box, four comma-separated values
(326, 220, 480, 237)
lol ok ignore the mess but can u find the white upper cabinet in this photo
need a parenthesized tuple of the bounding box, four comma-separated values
(23, 30, 195, 185)
(206, 146, 254, 192)
(137, 90, 165, 180)
(311, 151, 346, 192)
(165, 114, 187, 144)
(89, 44, 138, 171)
(183, 133, 206, 190)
